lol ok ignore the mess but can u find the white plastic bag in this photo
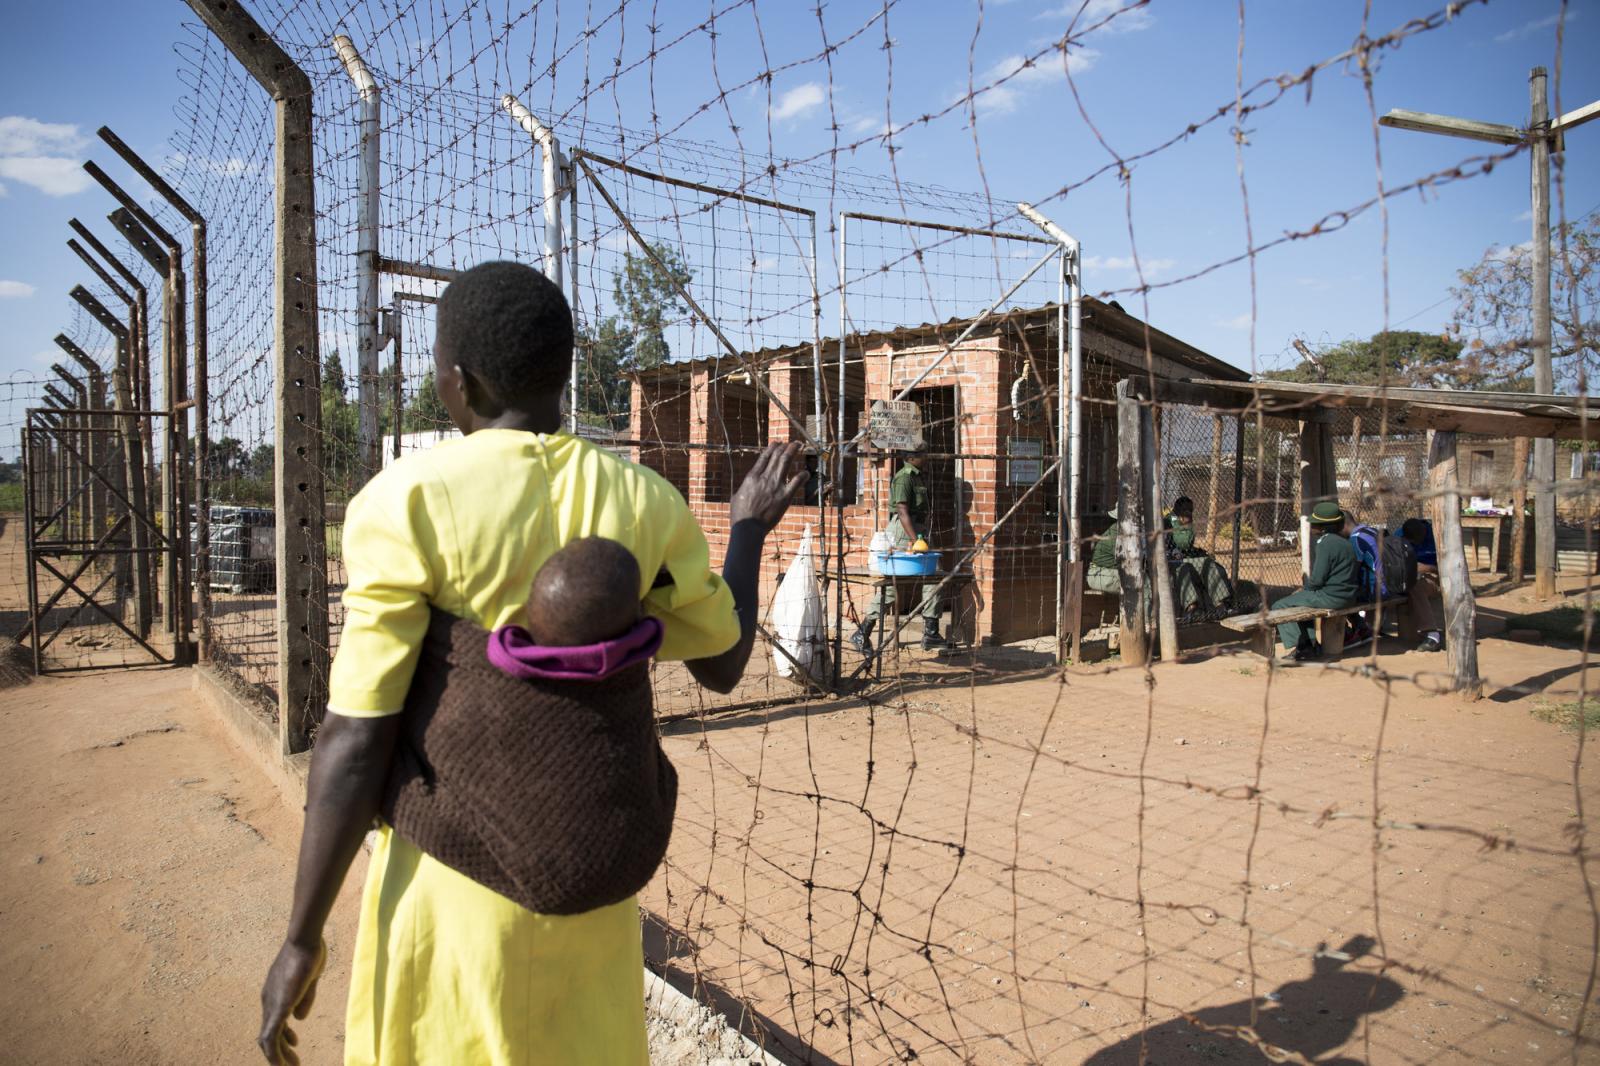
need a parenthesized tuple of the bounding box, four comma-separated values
(772, 525, 827, 683)
(868, 529, 894, 575)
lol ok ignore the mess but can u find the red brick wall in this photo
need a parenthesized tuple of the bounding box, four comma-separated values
(629, 329, 1123, 646)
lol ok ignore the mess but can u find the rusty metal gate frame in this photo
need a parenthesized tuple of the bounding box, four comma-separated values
(21, 405, 172, 674)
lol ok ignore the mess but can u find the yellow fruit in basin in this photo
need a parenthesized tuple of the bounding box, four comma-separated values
(911, 538, 929, 553)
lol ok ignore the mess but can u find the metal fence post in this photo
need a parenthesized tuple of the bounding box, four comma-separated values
(333, 36, 384, 485)
(97, 126, 212, 662)
(85, 161, 190, 646)
(185, 0, 330, 753)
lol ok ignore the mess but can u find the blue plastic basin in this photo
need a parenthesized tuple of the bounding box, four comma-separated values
(880, 551, 940, 576)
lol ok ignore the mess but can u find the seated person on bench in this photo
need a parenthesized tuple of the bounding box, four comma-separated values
(1164, 496, 1234, 616)
(1272, 502, 1360, 662)
(1086, 506, 1125, 597)
(1398, 517, 1444, 653)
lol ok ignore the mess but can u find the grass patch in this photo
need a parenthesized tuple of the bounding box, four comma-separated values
(1531, 699, 1600, 732)
(1503, 605, 1600, 644)
(0, 483, 23, 513)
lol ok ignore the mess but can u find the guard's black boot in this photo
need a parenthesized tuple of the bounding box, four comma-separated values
(850, 619, 876, 656)
(921, 619, 949, 651)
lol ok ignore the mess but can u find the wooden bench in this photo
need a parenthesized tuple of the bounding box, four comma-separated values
(1220, 597, 1413, 659)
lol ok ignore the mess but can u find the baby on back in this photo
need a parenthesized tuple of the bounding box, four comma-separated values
(487, 536, 661, 680)
(523, 536, 644, 647)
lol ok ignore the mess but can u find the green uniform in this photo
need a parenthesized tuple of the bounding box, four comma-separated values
(865, 464, 940, 625)
(1165, 515, 1233, 615)
(1273, 530, 1360, 649)
(1087, 527, 1121, 595)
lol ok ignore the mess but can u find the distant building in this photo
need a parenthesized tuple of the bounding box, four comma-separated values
(629, 299, 1247, 644)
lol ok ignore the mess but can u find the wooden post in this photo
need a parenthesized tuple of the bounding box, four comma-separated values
(186, 0, 330, 754)
(1296, 420, 1313, 518)
(1231, 415, 1245, 580)
(1206, 413, 1222, 552)
(1143, 403, 1180, 661)
(1115, 381, 1149, 665)
(1428, 430, 1481, 697)
(1510, 436, 1530, 581)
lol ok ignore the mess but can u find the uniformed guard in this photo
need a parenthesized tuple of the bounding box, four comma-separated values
(1272, 501, 1360, 660)
(851, 449, 947, 654)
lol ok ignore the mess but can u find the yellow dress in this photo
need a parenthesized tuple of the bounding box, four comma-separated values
(327, 428, 740, 1066)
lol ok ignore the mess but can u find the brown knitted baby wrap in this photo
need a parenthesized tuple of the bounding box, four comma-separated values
(380, 606, 677, 915)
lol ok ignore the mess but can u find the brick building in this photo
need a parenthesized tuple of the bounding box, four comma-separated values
(629, 300, 1247, 645)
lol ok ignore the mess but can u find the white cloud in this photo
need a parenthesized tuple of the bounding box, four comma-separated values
(1513, 208, 1533, 223)
(1494, 11, 1574, 44)
(972, 48, 1097, 115)
(1295, 276, 1333, 292)
(1216, 312, 1255, 330)
(0, 116, 85, 156)
(1036, 0, 1154, 33)
(1486, 239, 1534, 263)
(0, 156, 93, 197)
(770, 83, 825, 123)
(0, 116, 91, 197)
(0, 280, 36, 298)
(1084, 253, 1175, 279)
(164, 150, 257, 180)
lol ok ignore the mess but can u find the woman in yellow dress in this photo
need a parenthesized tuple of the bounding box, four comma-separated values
(255, 261, 803, 1065)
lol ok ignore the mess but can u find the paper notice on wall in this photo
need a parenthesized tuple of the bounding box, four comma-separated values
(866, 400, 924, 450)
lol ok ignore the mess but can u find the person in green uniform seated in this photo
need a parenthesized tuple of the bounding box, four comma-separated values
(1272, 501, 1360, 661)
(1164, 496, 1234, 616)
(1086, 506, 1124, 596)
(851, 450, 948, 653)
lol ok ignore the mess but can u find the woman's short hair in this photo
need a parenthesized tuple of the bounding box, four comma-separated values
(437, 261, 574, 402)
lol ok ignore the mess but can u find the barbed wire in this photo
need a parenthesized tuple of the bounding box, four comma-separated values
(62, 0, 1590, 1060)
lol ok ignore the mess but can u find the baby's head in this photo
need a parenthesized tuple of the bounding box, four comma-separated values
(525, 537, 643, 647)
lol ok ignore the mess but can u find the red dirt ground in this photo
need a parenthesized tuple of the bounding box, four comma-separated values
(647, 589, 1600, 1064)
(3, 523, 1598, 1063)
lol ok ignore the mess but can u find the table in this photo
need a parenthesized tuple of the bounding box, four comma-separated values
(1460, 514, 1509, 574)
(829, 567, 977, 678)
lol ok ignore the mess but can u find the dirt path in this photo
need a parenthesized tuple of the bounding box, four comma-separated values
(0, 668, 366, 1065)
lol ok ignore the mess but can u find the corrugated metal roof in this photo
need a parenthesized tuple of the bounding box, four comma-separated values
(634, 297, 1249, 384)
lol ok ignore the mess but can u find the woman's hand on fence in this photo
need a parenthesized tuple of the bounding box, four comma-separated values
(258, 937, 325, 1065)
(729, 441, 806, 533)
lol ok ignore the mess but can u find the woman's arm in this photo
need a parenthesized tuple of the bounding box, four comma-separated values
(258, 713, 401, 1064)
(687, 442, 804, 694)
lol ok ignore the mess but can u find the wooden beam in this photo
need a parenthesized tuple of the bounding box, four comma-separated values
(1402, 403, 1577, 439)
(1115, 381, 1149, 665)
(1428, 430, 1481, 697)
(1143, 403, 1179, 662)
(1510, 436, 1529, 582)
(1379, 108, 1525, 145)
(1552, 98, 1600, 135)
(1205, 414, 1222, 554)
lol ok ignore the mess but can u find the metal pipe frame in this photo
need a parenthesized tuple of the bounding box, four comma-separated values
(1017, 202, 1083, 664)
(501, 95, 574, 430)
(333, 37, 384, 485)
(97, 125, 210, 661)
(68, 286, 154, 638)
(102, 203, 180, 634)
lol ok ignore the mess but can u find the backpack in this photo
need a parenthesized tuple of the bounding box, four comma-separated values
(1349, 524, 1416, 601)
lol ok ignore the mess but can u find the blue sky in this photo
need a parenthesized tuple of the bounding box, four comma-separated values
(1, 0, 1597, 385)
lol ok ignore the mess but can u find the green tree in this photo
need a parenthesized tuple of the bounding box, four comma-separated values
(405, 369, 452, 431)
(1448, 215, 1599, 390)
(1267, 330, 1468, 388)
(575, 244, 693, 424)
(613, 244, 691, 371)
(320, 351, 360, 493)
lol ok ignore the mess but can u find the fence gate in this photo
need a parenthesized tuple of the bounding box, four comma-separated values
(21, 406, 173, 673)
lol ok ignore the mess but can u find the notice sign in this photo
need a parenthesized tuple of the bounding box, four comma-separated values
(866, 400, 924, 450)
(1009, 437, 1043, 486)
